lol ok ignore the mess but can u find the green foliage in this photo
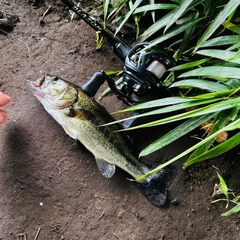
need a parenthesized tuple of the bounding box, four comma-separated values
(95, 31, 104, 49)
(215, 172, 230, 208)
(135, 118, 240, 181)
(103, 0, 111, 29)
(222, 205, 240, 216)
(211, 172, 240, 216)
(195, 0, 240, 51)
(102, 0, 240, 179)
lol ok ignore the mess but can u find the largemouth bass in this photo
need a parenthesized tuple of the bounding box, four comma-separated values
(27, 74, 176, 207)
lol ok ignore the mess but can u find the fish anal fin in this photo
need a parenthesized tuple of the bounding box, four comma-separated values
(95, 158, 116, 178)
(139, 165, 176, 207)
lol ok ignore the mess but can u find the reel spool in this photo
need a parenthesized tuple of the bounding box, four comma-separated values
(111, 42, 176, 104)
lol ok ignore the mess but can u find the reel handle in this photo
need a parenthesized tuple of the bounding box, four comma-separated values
(82, 72, 105, 97)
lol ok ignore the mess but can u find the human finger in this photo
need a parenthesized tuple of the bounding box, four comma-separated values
(0, 109, 8, 124)
(0, 92, 11, 107)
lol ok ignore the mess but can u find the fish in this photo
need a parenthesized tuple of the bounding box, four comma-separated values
(27, 74, 176, 207)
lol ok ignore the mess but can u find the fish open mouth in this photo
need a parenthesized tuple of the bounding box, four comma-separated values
(26, 80, 46, 100)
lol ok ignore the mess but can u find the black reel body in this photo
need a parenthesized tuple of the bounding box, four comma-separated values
(118, 42, 176, 102)
(83, 43, 176, 106)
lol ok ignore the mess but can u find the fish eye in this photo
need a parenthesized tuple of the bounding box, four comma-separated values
(52, 76, 58, 81)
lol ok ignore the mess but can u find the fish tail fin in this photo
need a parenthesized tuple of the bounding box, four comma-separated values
(138, 165, 176, 207)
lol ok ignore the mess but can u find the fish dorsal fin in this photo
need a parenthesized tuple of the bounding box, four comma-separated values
(95, 158, 116, 178)
(62, 124, 78, 139)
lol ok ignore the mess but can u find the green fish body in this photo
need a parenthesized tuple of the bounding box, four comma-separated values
(27, 75, 176, 207)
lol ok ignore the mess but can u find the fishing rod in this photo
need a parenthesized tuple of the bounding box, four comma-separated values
(61, 0, 176, 105)
(61, 0, 130, 61)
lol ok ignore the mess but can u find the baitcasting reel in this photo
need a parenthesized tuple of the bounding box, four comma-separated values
(114, 42, 176, 104)
(82, 41, 176, 105)
(61, 0, 176, 105)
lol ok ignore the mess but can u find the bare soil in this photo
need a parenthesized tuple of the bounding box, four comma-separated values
(0, 1, 240, 239)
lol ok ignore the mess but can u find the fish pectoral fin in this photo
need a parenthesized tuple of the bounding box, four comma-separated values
(62, 124, 78, 139)
(95, 158, 116, 178)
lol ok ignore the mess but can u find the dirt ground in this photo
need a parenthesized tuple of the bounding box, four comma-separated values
(0, 0, 240, 239)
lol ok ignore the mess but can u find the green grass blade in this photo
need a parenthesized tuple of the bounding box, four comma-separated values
(169, 59, 209, 71)
(129, 0, 142, 37)
(179, 66, 240, 80)
(224, 5, 237, 30)
(134, 3, 176, 14)
(173, 12, 199, 60)
(164, 0, 194, 32)
(114, 97, 200, 113)
(184, 131, 240, 168)
(187, 108, 234, 161)
(149, 0, 155, 23)
(190, 89, 239, 99)
(203, 0, 214, 17)
(195, 0, 240, 50)
(225, 79, 240, 89)
(221, 204, 240, 216)
(196, 49, 240, 64)
(223, 21, 240, 34)
(170, 79, 230, 92)
(103, 0, 110, 29)
(108, 0, 128, 21)
(114, 0, 143, 36)
(114, 96, 240, 131)
(139, 113, 217, 157)
(228, 42, 240, 51)
(135, 10, 176, 43)
(135, 0, 204, 43)
(199, 35, 240, 48)
(217, 172, 230, 208)
(146, 18, 202, 48)
(110, 98, 220, 126)
(187, 138, 215, 162)
(185, 35, 240, 54)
